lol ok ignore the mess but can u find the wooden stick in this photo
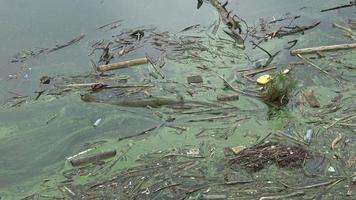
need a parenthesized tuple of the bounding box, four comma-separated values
(97, 57, 148, 72)
(69, 150, 116, 166)
(290, 43, 356, 55)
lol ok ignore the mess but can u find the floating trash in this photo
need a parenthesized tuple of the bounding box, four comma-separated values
(256, 74, 272, 85)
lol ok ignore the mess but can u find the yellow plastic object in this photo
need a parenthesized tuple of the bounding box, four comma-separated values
(256, 74, 272, 85)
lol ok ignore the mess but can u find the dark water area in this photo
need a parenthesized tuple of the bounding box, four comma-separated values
(0, 0, 355, 199)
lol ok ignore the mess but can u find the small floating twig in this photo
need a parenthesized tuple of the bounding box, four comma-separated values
(97, 57, 148, 72)
(291, 43, 356, 55)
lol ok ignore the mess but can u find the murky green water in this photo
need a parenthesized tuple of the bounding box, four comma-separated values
(0, 0, 355, 199)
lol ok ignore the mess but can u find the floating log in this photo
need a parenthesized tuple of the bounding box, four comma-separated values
(290, 43, 356, 55)
(97, 57, 148, 72)
(69, 150, 116, 166)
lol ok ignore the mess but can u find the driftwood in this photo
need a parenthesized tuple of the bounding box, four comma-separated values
(97, 57, 148, 72)
(290, 43, 356, 55)
(209, 0, 244, 44)
(303, 89, 320, 108)
(70, 150, 116, 166)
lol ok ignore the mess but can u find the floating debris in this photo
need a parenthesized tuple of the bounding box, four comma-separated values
(228, 141, 308, 172)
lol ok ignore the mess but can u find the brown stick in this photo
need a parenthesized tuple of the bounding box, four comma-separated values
(97, 57, 148, 72)
(290, 43, 356, 55)
(70, 150, 116, 166)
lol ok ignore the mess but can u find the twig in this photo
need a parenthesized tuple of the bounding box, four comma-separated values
(146, 53, 165, 79)
(296, 54, 339, 83)
(108, 146, 132, 169)
(331, 133, 342, 150)
(63, 186, 76, 196)
(209, 0, 244, 44)
(46, 114, 58, 124)
(295, 179, 342, 190)
(97, 19, 123, 30)
(324, 113, 356, 129)
(333, 23, 356, 36)
(161, 153, 205, 159)
(243, 66, 277, 76)
(224, 180, 254, 185)
(259, 191, 305, 200)
(153, 183, 181, 193)
(291, 43, 356, 55)
(66, 148, 94, 160)
(321, 2, 356, 12)
(250, 40, 280, 67)
(187, 114, 238, 122)
(117, 124, 161, 141)
(312, 179, 344, 199)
